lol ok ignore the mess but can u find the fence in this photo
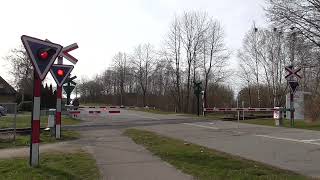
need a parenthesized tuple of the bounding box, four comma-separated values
(0, 103, 18, 142)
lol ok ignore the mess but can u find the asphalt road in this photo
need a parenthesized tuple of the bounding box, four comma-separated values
(66, 107, 205, 130)
(68, 108, 194, 180)
(68, 107, 320, 178)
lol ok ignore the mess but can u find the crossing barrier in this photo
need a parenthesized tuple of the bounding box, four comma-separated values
(204, 108, 278, 112)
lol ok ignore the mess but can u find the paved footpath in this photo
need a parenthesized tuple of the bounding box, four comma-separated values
(74, 129, 193, 180)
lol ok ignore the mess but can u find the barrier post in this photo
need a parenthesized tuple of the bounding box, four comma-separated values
(30, 72, 41, 167)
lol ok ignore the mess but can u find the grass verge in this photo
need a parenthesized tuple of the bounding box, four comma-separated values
(124, 129, 307, 180)
(0, 115, 81, 129)
(242, 118, 320, 131)
(0, 151, 100, 180)
(0, 130, 80, 149)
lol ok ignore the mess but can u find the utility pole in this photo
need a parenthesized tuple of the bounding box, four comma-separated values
(289, 28, 297, 127)
(253, 23, 261, 108)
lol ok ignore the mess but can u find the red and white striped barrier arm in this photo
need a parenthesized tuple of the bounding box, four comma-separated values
(204, 108, 278, 112)
(69, 110, 81, 118)
(89, 110, 101, 114)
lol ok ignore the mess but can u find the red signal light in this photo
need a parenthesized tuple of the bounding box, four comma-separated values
(57, 69, 64, 77)
(37, 48, 55, 60)
(40, 51, 49, 60)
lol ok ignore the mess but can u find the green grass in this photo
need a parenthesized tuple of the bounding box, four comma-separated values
(242, 118, 320, 131)
(0, 151, 100, 180)
(124, 129, 307, 180)
(0, 115, 81, 129)
(0, 130, 80, 149)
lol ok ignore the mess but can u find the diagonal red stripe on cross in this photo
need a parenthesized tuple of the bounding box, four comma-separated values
(285, 67, 301, 79)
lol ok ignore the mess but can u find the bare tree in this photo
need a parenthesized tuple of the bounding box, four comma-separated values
(238, 63, 254, 107)
(4, 46, 33, 106)
(238, 26, 291, 107)
(164, 16, 183, 111)
(181, 11, 208, 112)
(131, 44, 155, 106)
(112, 52, 128, 105)
(266, 0, 320, 48)
(202, 19, 229, 107)
(77, 10, 234, 113)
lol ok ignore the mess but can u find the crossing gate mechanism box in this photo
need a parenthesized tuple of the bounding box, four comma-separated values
(48, 109, 56, 128)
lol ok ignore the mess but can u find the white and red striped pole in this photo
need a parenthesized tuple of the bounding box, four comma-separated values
(30, 72, 41, 167)
(55, 56, 63, 139)
(56, 86, 62, 139)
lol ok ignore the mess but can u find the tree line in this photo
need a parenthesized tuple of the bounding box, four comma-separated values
(79, 12, 233, 113)
(237, 0, 320, 120)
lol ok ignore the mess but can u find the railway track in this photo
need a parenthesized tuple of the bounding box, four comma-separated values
(0, 127, 46, 134)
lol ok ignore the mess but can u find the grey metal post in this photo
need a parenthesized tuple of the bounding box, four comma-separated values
(242, 101, 244, 121)
(289, 30, 296, 127)
(13, 103, 17, 143)
(237, 94, 240, 128)
(202, 91, 205, 116)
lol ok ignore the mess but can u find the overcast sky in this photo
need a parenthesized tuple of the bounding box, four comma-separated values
(0, 0, 267, 90)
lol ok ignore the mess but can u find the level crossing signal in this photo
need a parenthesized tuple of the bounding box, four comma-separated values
(21, 35, 63, 167)
(21, 35, 62, 80)
(50, 64, 74, 87)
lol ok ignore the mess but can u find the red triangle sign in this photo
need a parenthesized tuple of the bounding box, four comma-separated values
(288, 81, 299, 94)
(21, 35, 62, 80)
(50, 64, 74, 87)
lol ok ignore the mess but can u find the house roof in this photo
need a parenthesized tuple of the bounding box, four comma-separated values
(0, 76, 17, 95)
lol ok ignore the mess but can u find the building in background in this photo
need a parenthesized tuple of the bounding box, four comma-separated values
(0, 76, 17, 102)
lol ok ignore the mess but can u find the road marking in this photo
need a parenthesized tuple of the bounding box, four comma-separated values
(255, 135, 303, 143)
(301, 139, 320, 142)
(255, 135, 320, 146)
(183, 123, 219, 130)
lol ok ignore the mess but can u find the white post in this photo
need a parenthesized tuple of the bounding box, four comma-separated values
(237, 95, 240, 128)
(242, 101, 244, 121)
(202, 91, 205, 116)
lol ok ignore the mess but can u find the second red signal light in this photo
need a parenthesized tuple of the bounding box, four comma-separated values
(57, 69, 64, 77)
